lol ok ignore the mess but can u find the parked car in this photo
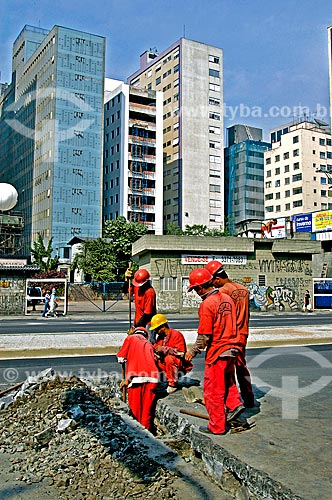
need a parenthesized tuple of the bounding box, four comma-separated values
(27, 286, 43, 309)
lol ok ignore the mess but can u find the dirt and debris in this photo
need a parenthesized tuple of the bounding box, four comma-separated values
(0, 372, 238, 500)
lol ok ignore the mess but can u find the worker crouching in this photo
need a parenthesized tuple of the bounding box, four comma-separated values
(117, 327, 159, 431)
(150, 314, 193, 394)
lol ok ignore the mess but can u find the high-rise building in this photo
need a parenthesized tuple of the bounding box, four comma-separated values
(103, 79, 163, 234)
(328, 26, 332, 131)
(224, 124, 270, 234)
(0, 25, 105, 259)
(127, 38, 224, 232)
(264, 119, 332, 220)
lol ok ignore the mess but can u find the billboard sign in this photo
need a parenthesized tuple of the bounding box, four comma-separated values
(313, 211, 332, 232)
(293, 213, 312, 232)
(261, 218, 286, 238)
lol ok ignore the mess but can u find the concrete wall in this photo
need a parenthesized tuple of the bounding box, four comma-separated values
(132, 234, 326, 313)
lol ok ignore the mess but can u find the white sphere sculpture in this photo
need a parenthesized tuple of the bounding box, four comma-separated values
(0, 183, 18, 211)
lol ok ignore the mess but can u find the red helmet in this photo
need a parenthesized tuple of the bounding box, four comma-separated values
(188, 268, 213, 291)
(132, 269, 151, 286)
(205, 260, 224, 277)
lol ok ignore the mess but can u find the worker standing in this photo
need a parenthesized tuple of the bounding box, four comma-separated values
(116, 326, 159, 432)
(205, 260, 255, 408)
(126, 268, 157, 342)
(149, 313, 193, 394)
(185, 268, 244, 435)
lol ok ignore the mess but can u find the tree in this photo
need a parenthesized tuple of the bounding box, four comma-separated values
(71, 238, 116, 282)
(30, 234, 59, 272)
(103, 216, 148, 272)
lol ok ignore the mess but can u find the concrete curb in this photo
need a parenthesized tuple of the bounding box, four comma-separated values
(155, 397, 304, 500)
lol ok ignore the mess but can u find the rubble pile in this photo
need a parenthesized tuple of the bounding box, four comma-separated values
(0, 373, 183, 500)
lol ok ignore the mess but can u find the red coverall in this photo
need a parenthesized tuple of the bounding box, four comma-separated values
(117, 333, 159, 431)
(196, 289, 242, 434)
(219, 283, 254, 407)
(133, 285, 156, 328)
(154, 328, 193, 387)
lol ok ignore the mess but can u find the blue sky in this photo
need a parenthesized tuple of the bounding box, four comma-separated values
(1, 0, 332, 140)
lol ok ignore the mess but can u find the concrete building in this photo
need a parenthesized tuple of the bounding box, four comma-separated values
(264, 119, 332, 220)
(328, 26, 332, 131)
(127, 38, 224, 233)
(103, 79, 163, 234)
(131, 233, 328, 314)
(0, 25, 105, 259)
(224, 124, 270, 234)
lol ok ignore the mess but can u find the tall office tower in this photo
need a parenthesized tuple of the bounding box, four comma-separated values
(328, 26, 332, 132)
(127, 38, 224, 232)
(0, 25, 105, 258)
(264, 119, 332, 220)
(224, 124, 270, 234)
(103, 79, 163, 234)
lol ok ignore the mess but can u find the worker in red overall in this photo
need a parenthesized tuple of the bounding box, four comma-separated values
(117, 327, 159, 431)
(129, 269, 157, 342)
(149, 313, 193, 394)
(205, 260, 255, 408)
(185, 268, 244, 435)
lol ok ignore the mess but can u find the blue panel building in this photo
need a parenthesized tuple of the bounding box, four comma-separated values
(0, 25, 105, 259)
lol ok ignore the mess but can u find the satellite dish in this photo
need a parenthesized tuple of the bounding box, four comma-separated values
(0, 183, 18, 211)
(314, 118, 329, 127)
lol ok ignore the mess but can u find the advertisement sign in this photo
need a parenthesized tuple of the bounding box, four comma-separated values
(181, 254, 247, 265)
(293, 213, 312, 232)
(261, 218, 286, 238)
(313, 211, 332, 232)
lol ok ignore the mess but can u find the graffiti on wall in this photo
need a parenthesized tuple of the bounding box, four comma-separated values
(248, 282, 299, 311)
(258, 259, 312, 275)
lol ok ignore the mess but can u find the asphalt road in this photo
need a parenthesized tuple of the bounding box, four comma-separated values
(1, 344, 332, 398)
(0, 312, 332, 335)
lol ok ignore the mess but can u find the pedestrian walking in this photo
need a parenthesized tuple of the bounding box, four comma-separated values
(116, 326, 159, 432)
(126, 268, 157, 342)
(149, 313, 193, 394)
(303, 289, 311, 312)
(185, 268, 244, 435)
(41, 289, 51, 317)
(47, 288, 58, 317)
(205, 260, 255, 408)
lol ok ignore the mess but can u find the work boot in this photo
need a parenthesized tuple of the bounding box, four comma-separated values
(199, 426, 227, 435)
(226, 405, 245, 422)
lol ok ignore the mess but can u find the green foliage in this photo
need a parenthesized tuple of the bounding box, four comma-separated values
(103, 216, 148, 271)
(30, 234, 59, 272)
(166, 222, 183, 235)
(71, 238, 117, 282)
(166, 223, 230, 237)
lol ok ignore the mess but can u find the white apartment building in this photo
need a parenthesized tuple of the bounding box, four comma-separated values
(103, 79, 163, 234)
(127, 38, 224, 232)
(264, 119, 332, 220)
(328, 26, 332, 131)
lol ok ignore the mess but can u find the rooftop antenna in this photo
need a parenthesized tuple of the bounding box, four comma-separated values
(183, 24, 186, 38)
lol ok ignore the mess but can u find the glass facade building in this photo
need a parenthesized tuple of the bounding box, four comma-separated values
(0, 25, 105, 258)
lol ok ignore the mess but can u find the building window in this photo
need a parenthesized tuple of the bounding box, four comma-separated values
(292, 173, 302, 182)
(209, 69, 220, 78)
(284, 152, 289, 159)
(275, 167, 280, 175)
(266, 206, 274, 212)
(293, 149, 299, 157)
(160, 277, 177, 291)
(285, 203, 290, 210)
(293, 162, 300, 170)
(275, 192, 280, 200)
(209, 83, 221, 92)
(209, 55, 220, 64)
(293, 187, 302, 195)
(209, 184, 221, 192)
(321, 190, 327, 197)
(275, 180, 280, 187)
(265, 181, 272, 188)
(156, 76, 161, 85)
(284, 165, 290, 173)
(209, 125, 221, 134)
(209, 112, 220, 121)
(266, 170, 271, 178)
(327, 138, 331, 146)
(319, 138, 325, 146)
(293, 136, 299, 143)
(174, 64, 179, 73)
(209, 97, 220, 106)
(320, 152, 326, 159)
(276, 205, 281, 212)
(293, 200, 302, 207)
(285, 178, 290, 185)
(265, 193, 273, 200)
(275, 155, 280, 162)
(285, 190, 290, 197)
(321, 177, 327, 184)
(266, 158, 271, 165)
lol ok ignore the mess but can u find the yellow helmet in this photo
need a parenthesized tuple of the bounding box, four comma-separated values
(149, 313, 168, 330)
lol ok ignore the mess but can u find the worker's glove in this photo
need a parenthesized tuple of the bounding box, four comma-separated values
(127, 326, 135, 336)
(124, 268, 133, 280)
(185, 351, 194, 362)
